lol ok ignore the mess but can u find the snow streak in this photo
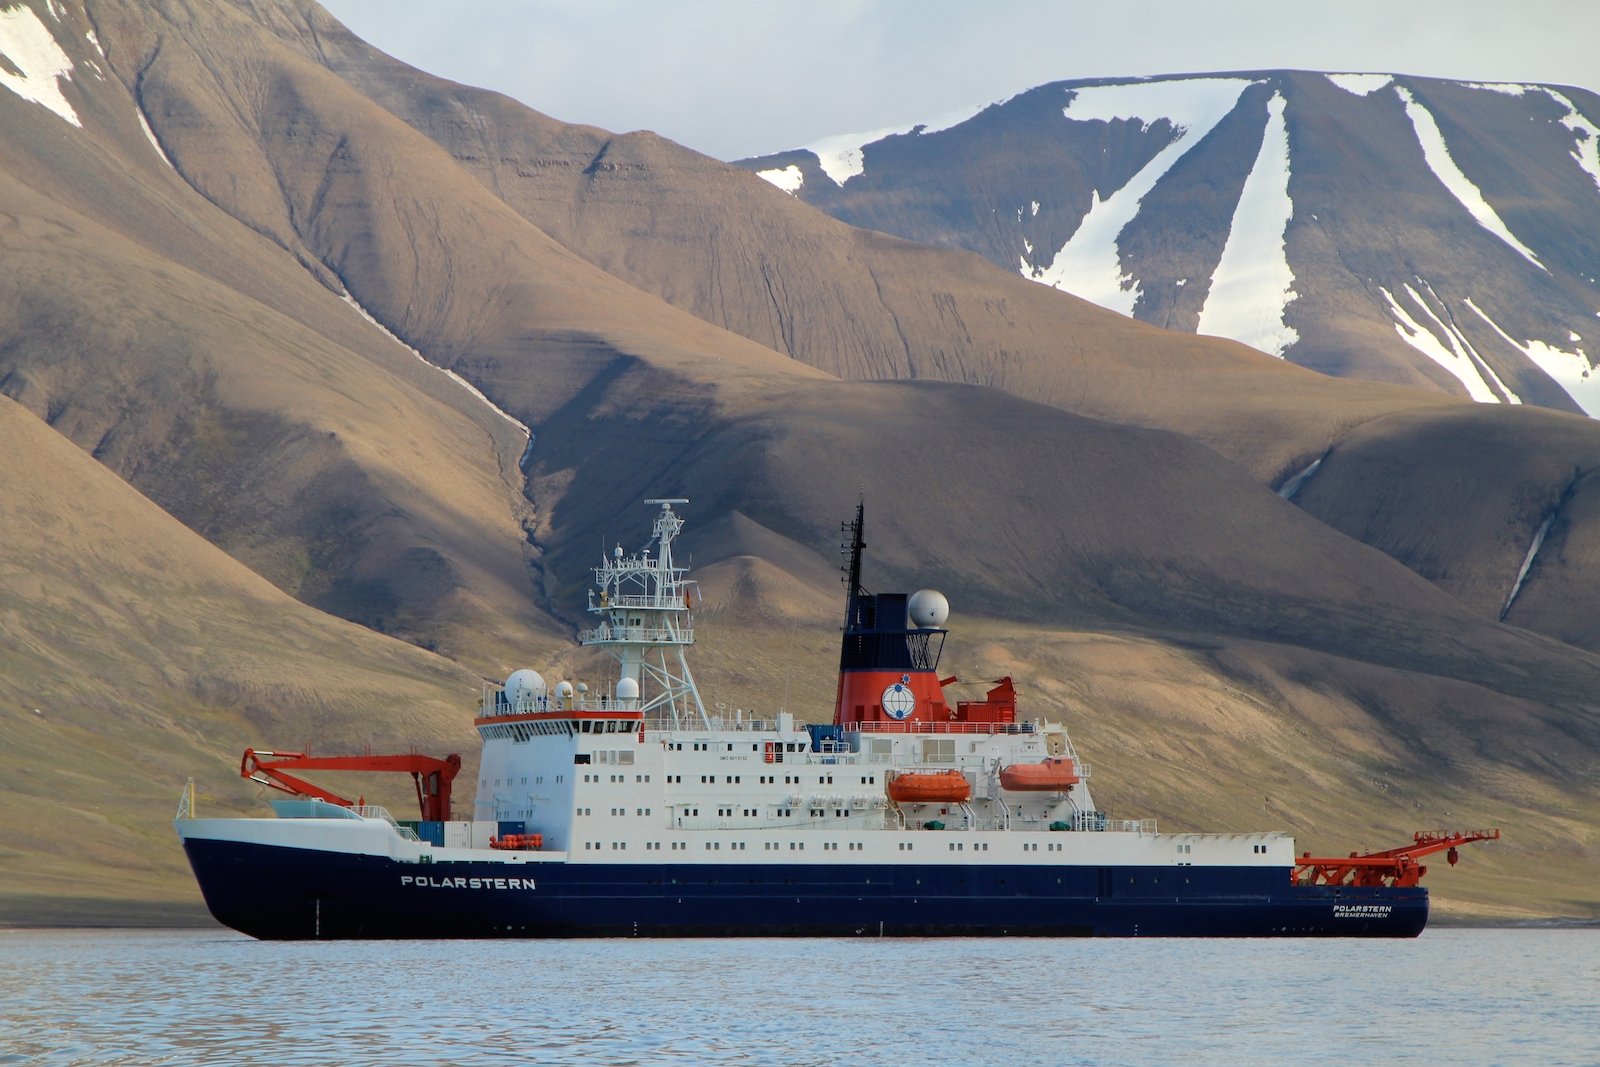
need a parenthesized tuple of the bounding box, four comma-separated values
(1379, 283, 1514, 404)
(340, 291, 532, 446)
(1396, 86, 1544, 271)
(1028, 77, 1256, 316)
(136, 107, 176, 170)
(804, 101, 990, 186)
(1277, 453, 1325, 501)
(1501, 512, 1554, 620)
(0, 4, 81, 127)
(1196, 91, 1297, 356)
(1465, 297, 1599, 416)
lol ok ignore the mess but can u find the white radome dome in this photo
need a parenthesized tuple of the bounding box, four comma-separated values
(555, 680, 575, 697)
(908, 589, 950, 628)
(616, 677, 641, 702)
(504, 668, 547, 706)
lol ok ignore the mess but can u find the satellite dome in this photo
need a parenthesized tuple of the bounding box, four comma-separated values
(555, 680, 575, 698)
(908, 589, 950, 628)
(616, 677, 641, 702)
(504, 668, 547, 707)
(613, 544, 624, 559)
(575, 681, 589, 694)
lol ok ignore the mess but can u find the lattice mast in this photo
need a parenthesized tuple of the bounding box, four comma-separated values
(580, 499, 708, 729)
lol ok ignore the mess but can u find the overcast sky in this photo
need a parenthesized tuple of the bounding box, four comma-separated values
(318, 0, 1600, 162)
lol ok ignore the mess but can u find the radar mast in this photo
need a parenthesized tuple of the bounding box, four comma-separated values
(581, 499, 708, 729)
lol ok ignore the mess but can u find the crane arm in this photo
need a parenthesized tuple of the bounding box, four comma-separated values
(240, 749, 462, 821)
(1294, 829, 1500, 888)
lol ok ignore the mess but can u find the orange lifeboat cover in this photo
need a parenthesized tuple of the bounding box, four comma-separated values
(999, 757, 1080, 791)
(887, 769, 971, 803)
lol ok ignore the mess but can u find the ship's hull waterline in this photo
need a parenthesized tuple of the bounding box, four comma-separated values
(181, 837, 1427, 939)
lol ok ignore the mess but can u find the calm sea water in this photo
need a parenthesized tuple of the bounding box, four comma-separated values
(0, 928, 1593, 1066)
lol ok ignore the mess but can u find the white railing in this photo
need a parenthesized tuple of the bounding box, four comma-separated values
(848, 720, 1041, 735)
(593, 594, 690, 610)
(175, 779, 195, 819)
(1070, 814, 1156, 834)
(350, 804, 421, 840)
(580, 625, 693, 645)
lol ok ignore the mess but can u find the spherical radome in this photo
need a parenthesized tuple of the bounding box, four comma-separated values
(504, 668, 547, 705)
(616, 677, 641, 701)
(555, 680, 575, 699)
(908, 588, 950, 628)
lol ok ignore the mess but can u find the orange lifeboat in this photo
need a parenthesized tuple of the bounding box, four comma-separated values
(999, 757, 1080, 792)
(490, 833, 543, 850)
(887, 769, 971, 803)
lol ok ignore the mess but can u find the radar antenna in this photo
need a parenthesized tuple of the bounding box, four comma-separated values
(581, 499, 708, 729)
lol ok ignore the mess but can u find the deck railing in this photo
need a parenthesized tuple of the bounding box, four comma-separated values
(351, 805, 422, 841)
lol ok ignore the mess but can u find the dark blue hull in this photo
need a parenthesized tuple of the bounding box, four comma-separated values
(182, 838, 1428, 939)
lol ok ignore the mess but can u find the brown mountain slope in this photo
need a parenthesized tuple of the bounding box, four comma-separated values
(268, 9, 1600, 654)
(0, 4, 561, 670)
(306, 27, 1449, 483)
(0, 397, 482, 924)
(527, 376, 1600, 705)
(77, 0, 1600, 709)
(1291, 405, 1600, 650)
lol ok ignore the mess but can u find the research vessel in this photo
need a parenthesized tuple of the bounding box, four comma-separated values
(176, 499, 1496, 938)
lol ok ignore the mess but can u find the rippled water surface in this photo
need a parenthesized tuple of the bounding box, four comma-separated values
(1, 928, 1594, 1065)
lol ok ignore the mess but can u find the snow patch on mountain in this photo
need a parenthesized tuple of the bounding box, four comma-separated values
(1415, 279, 1521, 402)
(1380, 284, 1505, 403)
(0, 4, 81, 127)
(135, 108, 176, 169)
(1463, 82, 1538, 96)
(1277, 453, 1325, 501)
(757, 165, 804, 195)
(1028, 77, 1256, 315)
(1460, 83, 1600, 194)
(340, 290, 532, 442)
(1501, 511, 1554, 620)
(1544, 90, 1600, 194)
(1466, 297, 1599, 416)
(1326, 73, 1393, 96)
(1397, 86, 1544, 271)
(805, 101, 990, 186)
(1197, 91, 1298, 356)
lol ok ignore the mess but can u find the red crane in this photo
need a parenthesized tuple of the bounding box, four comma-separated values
(1293, 829, 1501, 888)
(240, 748, 462, 821)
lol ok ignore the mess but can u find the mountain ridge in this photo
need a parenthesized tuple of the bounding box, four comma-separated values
(740, 70, 1600, 415)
